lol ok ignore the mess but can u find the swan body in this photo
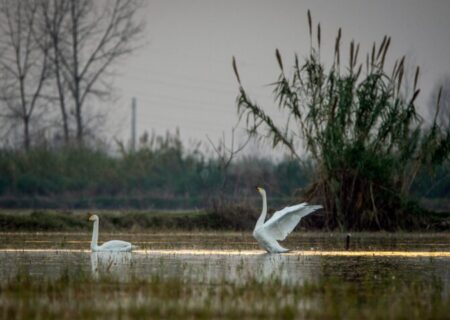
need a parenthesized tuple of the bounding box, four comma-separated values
(253, 187, 322, 253)
(89, 215, 136, 252)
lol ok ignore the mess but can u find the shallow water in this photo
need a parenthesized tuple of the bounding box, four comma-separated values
(2, 232, 450, 289)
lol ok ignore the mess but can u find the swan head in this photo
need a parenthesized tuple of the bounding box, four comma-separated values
(88, 214, 99, 222)
(255, 186, 266, 196)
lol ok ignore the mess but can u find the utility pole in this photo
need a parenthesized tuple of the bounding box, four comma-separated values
(131, 97, 137, 152)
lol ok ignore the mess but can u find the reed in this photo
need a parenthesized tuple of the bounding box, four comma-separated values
(233, 12, 450, 230)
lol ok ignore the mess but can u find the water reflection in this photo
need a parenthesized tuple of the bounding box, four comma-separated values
(175, 251, 303, 284)
(1, 250, 450, 290)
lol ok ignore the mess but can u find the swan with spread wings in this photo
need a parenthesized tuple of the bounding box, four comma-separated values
(253, 187, 322, 253)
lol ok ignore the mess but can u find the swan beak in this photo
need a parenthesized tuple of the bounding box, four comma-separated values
(88, 215, 95, 221)
(255, 186, 263, 193)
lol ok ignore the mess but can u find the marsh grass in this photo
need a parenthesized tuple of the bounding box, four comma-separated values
(1, 263, 449, 319)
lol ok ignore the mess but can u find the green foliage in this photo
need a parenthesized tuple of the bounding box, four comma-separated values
(412, 163, 450, 198)
(0, 132, 311, 209)
(0, 129, 446, 215)
(0, 147, 115, 195)
(233, 12, 450, 230)
(0, 211, 87, 231)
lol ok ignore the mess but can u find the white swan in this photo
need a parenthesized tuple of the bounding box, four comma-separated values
(89, 214, 136, 252)
(253, 187, 322, 253)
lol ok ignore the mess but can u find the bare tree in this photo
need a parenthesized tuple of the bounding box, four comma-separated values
(38, 0, 71, 143)
(207, 125, 251, 194)
(0, 0, 51, 150)
(54, 0, 144, 144)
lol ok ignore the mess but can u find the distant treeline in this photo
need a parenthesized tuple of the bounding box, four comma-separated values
(0, 133, 447, 210)
(0, 133, 311, 209)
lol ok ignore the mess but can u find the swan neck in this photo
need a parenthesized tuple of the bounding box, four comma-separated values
(91, 220, 99, 250)
(256, 192, 267, 228)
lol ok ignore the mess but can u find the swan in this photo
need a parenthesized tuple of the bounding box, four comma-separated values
(253, 187, 322, 253)
(88, 214, 136, 252)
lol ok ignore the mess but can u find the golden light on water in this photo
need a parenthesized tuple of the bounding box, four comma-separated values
(300, 251, 450, 257)
(135, 250, 450, 257)
(0, 249, 90, 253)
(2, 248, 450, 257)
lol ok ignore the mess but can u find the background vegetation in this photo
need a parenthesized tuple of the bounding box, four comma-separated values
(0, 132, 447, 208)
(0, 132, 313, 209)
(0, 6, 448, 231)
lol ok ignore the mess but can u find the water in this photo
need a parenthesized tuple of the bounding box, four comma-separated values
(2, 232, 450, 288)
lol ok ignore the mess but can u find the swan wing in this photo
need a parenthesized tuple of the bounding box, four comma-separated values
(262, 204, 322, 241)
(270, 203, 308, 221)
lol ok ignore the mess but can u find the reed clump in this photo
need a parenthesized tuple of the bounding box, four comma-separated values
(233, 11, 450, 230)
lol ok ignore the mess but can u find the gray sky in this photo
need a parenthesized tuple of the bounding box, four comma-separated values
(111, 0, 450, 154)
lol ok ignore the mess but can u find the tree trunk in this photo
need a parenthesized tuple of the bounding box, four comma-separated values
(55, 60, 69, 143)
(59, 91, 70, 143)
(75, 102, 83, 143)
(70, 0, 82, 145)
(53, 35, 69, 144)
(23, 116, 30, 150)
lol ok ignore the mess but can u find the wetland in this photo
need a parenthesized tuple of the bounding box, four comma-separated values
(2, 232, 450, 319)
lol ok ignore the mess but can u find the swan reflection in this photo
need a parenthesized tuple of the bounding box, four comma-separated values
(183, 252, 310, 284)
(255, 253, 289, 280)
(90, 252, 133, 279)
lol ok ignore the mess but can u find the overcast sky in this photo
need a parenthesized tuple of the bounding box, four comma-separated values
(111, 0, 450, 156)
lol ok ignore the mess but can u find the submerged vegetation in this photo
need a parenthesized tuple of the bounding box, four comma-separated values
(233, 11, 450, 230)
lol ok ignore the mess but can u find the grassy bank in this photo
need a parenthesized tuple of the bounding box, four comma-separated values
(1, 265, 448, 319)
(1, 207, 450, 232)
(0, 205, 263, 231)
(0, 210, 207, 231)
